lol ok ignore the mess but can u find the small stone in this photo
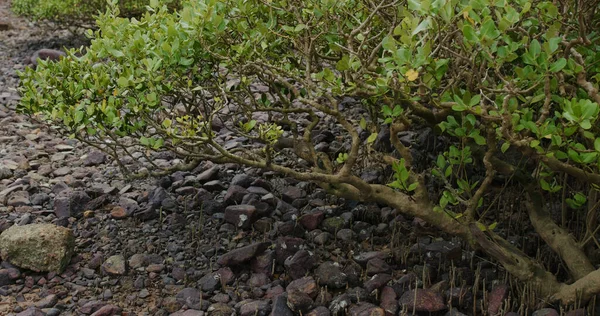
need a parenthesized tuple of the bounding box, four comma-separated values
(196, 166, 219, 183)
(287, 290, 314, 313)
(315, 262, 347, 289)
(399, 289, 446, 312)
(224, 204, 257, 229)
(84, 151, 107, 166)
(207, 303, 234, 316)
(284, 250, 316, 280)
(379, 286, 397, 316)
(7, 191, 30, 207)
(35, 294, 58, 308)
(176, 288, 206, 310)
(282, 186, 306, 203)
(240, 300, 271, 316)
(198, 272, 221, 292)
(0, 168, 12, 180)
(532, 308, 559, 316)
(54, 190, 91, 218)
(487, 284, 508, 316)
(90, 304, 122, 316)
(364, 274, 392, 292)
(366, 258, 391, 276)
(31, 49, 67, 66)
(102, 255, 126, 275)
(270, 294, 294, 316)
(286, 276, 318, 298)
(217, 242, 271, 266)
(298, 211, 324, 230)
(223, 185, 248, 205)
(349, 303, 385, 316)
(139, 289, 150, 298)
(306, 306, 330, 316)
(231, 174, 254, 187)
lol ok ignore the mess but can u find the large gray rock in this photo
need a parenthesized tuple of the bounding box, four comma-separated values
(0, 224, 74, 273)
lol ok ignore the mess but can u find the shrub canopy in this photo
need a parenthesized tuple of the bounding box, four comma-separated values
(17, 0, 600, 306)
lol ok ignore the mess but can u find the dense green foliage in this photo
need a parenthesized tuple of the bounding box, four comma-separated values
(17, 0, 600, 305)
(11, 0, 176, 25)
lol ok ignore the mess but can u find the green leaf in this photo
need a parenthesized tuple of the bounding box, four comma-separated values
(294, 24, 307, 32)
(501, 142, 510, 153)
(407, 182, 418, 191)
(530, 39, 541, 57)
(549, 58, 566, 72)
(108, 48, 124, 58)
(595, 138, 600, 152)
(462, 24, 478, 42)
(367, 132, 378, 144)
(359, 117, 367, 129)
(117, 77, 129, 87)
(547, 37, 561, 53)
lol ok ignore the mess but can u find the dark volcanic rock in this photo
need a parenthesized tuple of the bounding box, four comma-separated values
(217, 241, 272, 266)
(399, 289, 446, 312)
(315, 261, 347, 289)
(54, 190, 91, 218)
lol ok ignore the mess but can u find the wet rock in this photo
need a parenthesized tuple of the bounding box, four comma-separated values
(0, 223, 74, 273)
(284, 250, 316, 280)
(217, 241, 271, 266)
(102, 255, 126, 275)
(399, 289, 445, 312)
(54, 190, 91, 218)
(315, 262, 347, 289)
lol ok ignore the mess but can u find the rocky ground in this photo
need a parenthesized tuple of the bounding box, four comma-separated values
(0, 2, 593, 316)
